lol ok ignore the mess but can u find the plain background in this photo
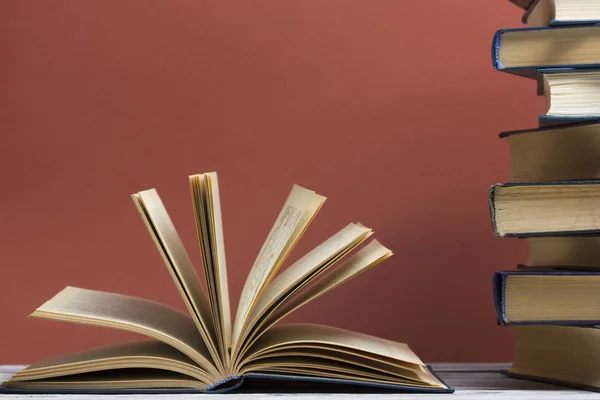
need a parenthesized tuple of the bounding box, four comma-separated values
(0, 1, 543, 363)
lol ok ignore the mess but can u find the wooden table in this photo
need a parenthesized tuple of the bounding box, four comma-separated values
(0, 363, 597, 398)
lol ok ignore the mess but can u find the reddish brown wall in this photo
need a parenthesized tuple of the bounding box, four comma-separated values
(0, 1, 541, 363)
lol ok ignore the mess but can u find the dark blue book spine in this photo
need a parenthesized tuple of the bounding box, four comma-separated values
(491, 29, 504, 71)
(549, 19, 600, 26)
(538, 115, 600, 128)
(492, 271, 507, 325)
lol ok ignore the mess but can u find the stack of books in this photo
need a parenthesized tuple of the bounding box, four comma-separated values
(490, 0, 600, 392)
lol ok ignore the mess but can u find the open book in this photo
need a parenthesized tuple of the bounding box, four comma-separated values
(0, 173, 452, 394)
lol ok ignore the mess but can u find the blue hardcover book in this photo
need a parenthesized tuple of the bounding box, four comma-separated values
(493, 270, 600, 326)
(492, 25, 600, 79)
(489, 180, 600, 237)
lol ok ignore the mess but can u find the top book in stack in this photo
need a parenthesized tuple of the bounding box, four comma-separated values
(495, 1, 600, 125)
(522, 0, 600, 26)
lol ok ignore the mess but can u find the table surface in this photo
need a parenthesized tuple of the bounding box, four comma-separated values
(0, 363, 597, 399)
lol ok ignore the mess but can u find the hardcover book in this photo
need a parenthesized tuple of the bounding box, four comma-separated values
(507, 325, 600, 392)
(523, 0, 600, 26)
(0, 172, 453, 394)
(538, 69, 600, 119)
(489, 180, 600, 237)
(525, 236, 600, 269)
(491, 25, 600, 79)
(493, 270, 600, 325)
(500, 120, 600, 182)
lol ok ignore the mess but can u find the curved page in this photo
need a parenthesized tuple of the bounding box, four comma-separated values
(239, 324, 445, 389)
(132, 190, 221, 370)
(246, 323, 424, 368)
(237, 223, 372, 358)
(7, 340, 210, 384)
(2, 370, 206, 390)
(232, 185, 325, 349)
(238, 240, 392, 358)
(248, 223, 372, 328)
(189, 173, 232, 358)
(30, 287, 219, 379)
(242, 357, 439, 387)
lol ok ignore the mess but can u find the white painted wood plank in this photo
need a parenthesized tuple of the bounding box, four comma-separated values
(1, 363, 598, 398)
(0, 391, 596, 399)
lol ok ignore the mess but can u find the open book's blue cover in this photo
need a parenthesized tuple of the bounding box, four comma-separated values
(0, 368, 454, 394)
(493, 270, 600, 326)
(491, 25, 600, 79)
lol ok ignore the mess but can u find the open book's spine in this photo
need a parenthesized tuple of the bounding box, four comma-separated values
(205, 376, 244, 392)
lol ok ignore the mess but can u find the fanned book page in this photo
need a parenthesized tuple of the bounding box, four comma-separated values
(0, 172, 453, 394)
